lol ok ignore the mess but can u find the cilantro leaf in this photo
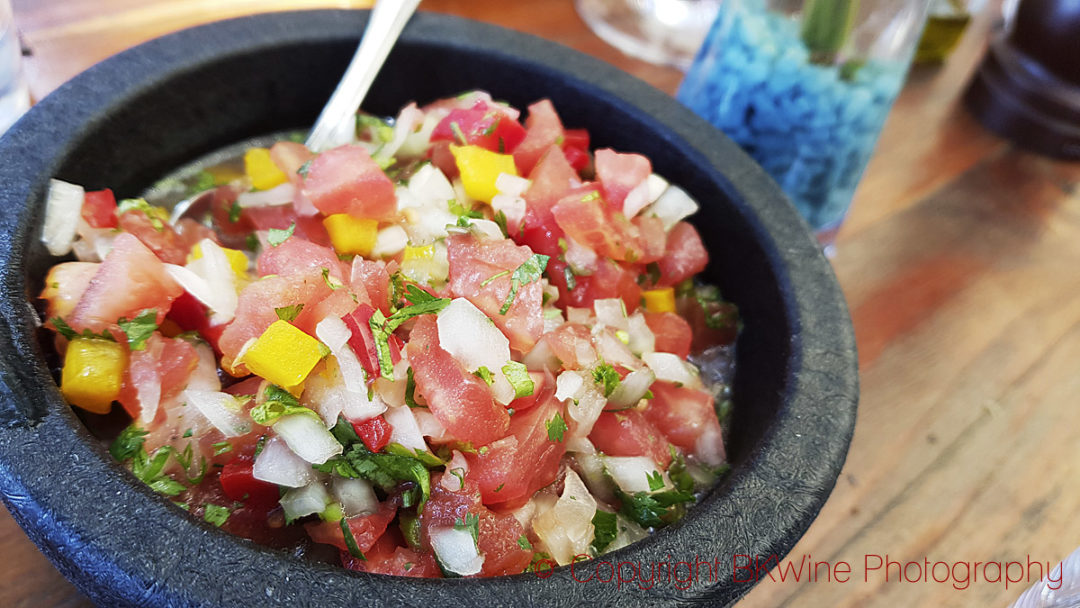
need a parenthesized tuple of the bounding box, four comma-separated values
(563, 266, 577, 291)
(117, 198, 166, 231)
(668, 446, 696, 493)
(203, 504, 231, 527)
(615, 487, 695, 529)
(110, 425, 148, 462)
(404, 284, 437, 305)
(473, 366, 495, 386)
(591, 510, 618, 553)
(191, 171, 216, 195)
(249, 384, 321, 426)
(321, 267, 345, 290)
(592, 362, 621, 397)
(267, 223, 295, 247)
(51, 317, 78, 340)
(228, 200, 242, 223)
(646, 470, 665, 492)
(212, 441, 233, 457)
(499, 254, 550, 315)
(384, 443, 445, 468)
(517, 534, 533, 550)
(369, 298, 451, 379)
(493, 210, 509, 237)
(454, 512, 481, 548)
(340, 518, 368, 560)
(545, 412, 567, 443)
(404, 367, 422, 408)
(275, 304, 304, 322)
(337, 439, 432, 511)
(501, 361, 534, 399)
(297, 159, 313, 178)
(117, 308, 159, 351)
(448, 198, 483, 220)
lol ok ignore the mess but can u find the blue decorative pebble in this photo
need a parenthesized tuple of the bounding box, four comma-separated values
(678, 0, 911, 233)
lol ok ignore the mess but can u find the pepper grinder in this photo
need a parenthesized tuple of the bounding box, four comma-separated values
(964, 0, 1080, 159)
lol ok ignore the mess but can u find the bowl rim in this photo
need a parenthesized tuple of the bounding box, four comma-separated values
(0, 9, 857, 607)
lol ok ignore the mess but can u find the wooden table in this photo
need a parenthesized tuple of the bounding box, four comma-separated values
(4, 1, 1078, 606)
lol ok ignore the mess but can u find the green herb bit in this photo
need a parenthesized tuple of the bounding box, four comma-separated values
(499, 254, 550, 315)
(615, 487, 695, 529)
(117, 308, 159, 351)
(590, 510, 618, 553)
(502, 361, 534, 399)
(191, 171, 217, 195)
(275, 304, 304, 322)
(110, 425, 149, 462)
(474, 366, 495, 386)
(580, 190, 600, 203)
(517, 534, 533, 550)
(228, 200, 242, 223)
(493, 210, 509, 237)
(321, 267, 345, 290)
(182, 428, 193, 439)
(212, 441, 233, 457)
(117, 198, 167, 231)
(592, 362, 620, 398)
(545, 412, 567, 443)
(51, 316, 115, 342)
(267, 223, 295, 247)
(448, 198, 483, 220)
(454, 512, 481, 547)
(563, 266, 577, 291)
(245, 233, 260, 253)
(249, 384, 321, 426)
(404, 367, 422, 408)
(404, 284, 437, 305)
(203, 504, 231, 527)
(297, 159, 313, 178)
(340, 518, 368, 560)
(450, 121, 468, 146)
(646, 470, 665, 492)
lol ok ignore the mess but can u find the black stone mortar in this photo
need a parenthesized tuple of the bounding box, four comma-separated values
(0, 10, 857, 607)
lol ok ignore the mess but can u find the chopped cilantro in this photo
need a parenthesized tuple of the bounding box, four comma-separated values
(327, 418, 432, 511)
(480, 269, 511, 288)
(502, 361, 534, 399)
(385, 443, 445, 468)
(545, 412, 567, 442)
(117, 308, 159, 351)
(482, 115, 500, 137)
(405, 284, 437, 305)
(249, 384, 321, 426)
(274, 304, 304, 322)
(499, 254, 550, 315)
(615, 487, 695, 529)
(203, 504, 231, 527)
(297, 159, 313, 178)
(563, 266, 577, 291)
(454, 512, 480, 547)
(117, 198, 166, 231)
(110, 425, 148, 462)
(356, 114, 394, 143)
(646, 470, 665, 492)
(51, 316, 115, 342)
(449, 121, 468, 146)
(496, 483, 505, 493)
(369, 297, 451, 379)
(182, 428, 193, 439)
(580, 190, 600, 202)
(340, 518, 368, 560)
(592, 362, 620, 397)
(517, 534, 532, 550)
(228, 200, 242, 223)
(321, 267, 345, 290)
(267, 223, 295, 247)
(212, 441, 233, 457)
(667, 446, 696, 493)
(404, 367, 422, 408)
(493, 210, 509, 237)
(190, 171, 216, 195)
(245, 233, 260, 252)
(448, 198, 483, 220)
(473, 366, 495, 386)
(591, 510, 618, 553)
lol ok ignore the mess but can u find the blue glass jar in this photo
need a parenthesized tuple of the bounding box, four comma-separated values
(678, 0, 929, 243)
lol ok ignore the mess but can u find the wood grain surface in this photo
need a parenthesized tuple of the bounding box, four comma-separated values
(3, 1, 1078, 607)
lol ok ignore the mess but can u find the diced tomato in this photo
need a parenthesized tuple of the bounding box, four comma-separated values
(69, 233, 184, 334)
(513, 100, 565, 176)
(534, 322, 595, 370)
(117, 333, 198, 423)
(678, 295, 739, 353)
(557, 257, 642, 314)
(446, 233, 544, 353)
(174, 218, 221, 252)
(430, 101, 527, 154)
(427, 140, 459, 179)
(343, 533, 442, 577)
(81, 189, 117, 229)
(350, 257, 392, 315)
(589, 410, 672, 469)
(633, 215, 667, 264)
(420, 475, 533, 576)
(256, 236, 346, 280)
(560, 128, 590, 172)
(117, 209, 189, 265)
(269, 141, 315, 182)
(594, 149, 651, 212)
(208, 184, 252, 245)
(217, 269, 333, 373)
(305, 499, 398, 553)
(406, 316, 509, 446)
(465, 381, 566, 508)
(39, 262, 98, 323)
(561, 144, 589, 173)
(657, 221, 708, 287)
(522, 145, 578, 232)
(353, 415, 393, 453)
(343, 303, 402, 377)
(644, 381, 725, 462)
(551, 186, 644, 263)
(301, 144, 397, 221)
(220, 455, 280, 508)
(644, 311, 693, 359)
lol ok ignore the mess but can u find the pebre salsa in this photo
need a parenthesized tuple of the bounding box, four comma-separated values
(37, 91, 739, 577)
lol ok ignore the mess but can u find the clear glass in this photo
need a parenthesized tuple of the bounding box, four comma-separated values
(0, 0, 29, 137)
(678, 0, 929, 246)
(575, 0, 722, 69)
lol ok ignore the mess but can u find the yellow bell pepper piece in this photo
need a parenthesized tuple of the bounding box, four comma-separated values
(642, 287, 676, 314)
(323, 214, 379, 257)
(61, 338, 126, 414)
(241, 320, 325, 391)
(189, 242, 249, 276)
(244, 147, 289, 191)
(450, 144, 517, 204)
(402, 243, 434, 262)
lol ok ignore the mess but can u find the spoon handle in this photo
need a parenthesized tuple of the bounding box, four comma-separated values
(306, 0, 422, 152)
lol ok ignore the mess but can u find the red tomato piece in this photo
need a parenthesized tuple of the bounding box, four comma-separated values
(534, 322, 595, 370)
(427, 140, 459, 179)
(305, 500, 399, 554)
(343, 303, 402, 377)
(465, 381, 567, 508)
(343, 535, 442, 577)
(256, 235, 347, 280)
(513, 99, 565, 175)
(220, 455, 281, 508)
(81, 189, 118, 228)
(644, 311, 693, 359)
(561, 144, 589, 172)
(522, 145, 578, 233)
(446, 233, 544, 353)
(117, 209, 189, 265)
(405, 316, 509, 446)
(657, 221, 708, 287)
(589, 410, 673, 469)
(594, 149, 651, 212)
(551, 186, 644, 263)
(430, 102, 527, 154)
(269, 141, 315, 182)
(350, 257, 392, 316)
(301, 144, 396, 221)
(69, 233, 183, 334)
(633, 215, 667, 264)
(557, 257, 642, 314)
(644, 381, 726, 462)
(353, 415, 393, 453)
(117, 333, 198, 423)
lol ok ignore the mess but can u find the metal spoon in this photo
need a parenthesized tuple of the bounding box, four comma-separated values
(167, 0, 420, 222)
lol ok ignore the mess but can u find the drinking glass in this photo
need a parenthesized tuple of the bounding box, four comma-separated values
(575, 0, 722, 69)
(0, 0, 29, 136)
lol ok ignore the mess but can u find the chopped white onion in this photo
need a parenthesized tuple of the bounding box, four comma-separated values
(181, 238, 238, 324)
(378, 102, 423, 160)
(495, 173, 531, 197)
(694, 422, 727, 467)
(186, 342, 222, 391)
(236, 182, 295, 208)
(642, 352, 701, 388)
(466, 219, 504, 241)
(383, 405, 428, 452)
(397, 110, 445, 158)
(42, 179, 84, 256)
(601, 455, 673, 494)
(645, 183, 699, 231)
(184, 389, 251, 437)
(491, 193, 526, 234)
(564, 237, 598, 275)
(431, 526, 484, 576)
(565, 379, 606, 438)
(606, 368, 655, 409)
(555, 370, 585, 402)
(413, 409, 451, 442)
(372, 225, 408, 258)
(436, 298, 514, 404)
(333, 477, 379, 517)
(407, 163, 456, 204)
(253, 437, 315, 488)
(315, 317, 368, 395)
(626, 313, 656, 356)
(531, 470, 597, 566)
(594, 329, 638, 369)
(280, 482, 330, 521)
(441, 450, 470, 492)
(645, 173, 669, 203)
(593, 298, 628, 332)
(608, 514, 650, 552)
(622, 180, 652, 219)
(272, 414, 343, 465)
